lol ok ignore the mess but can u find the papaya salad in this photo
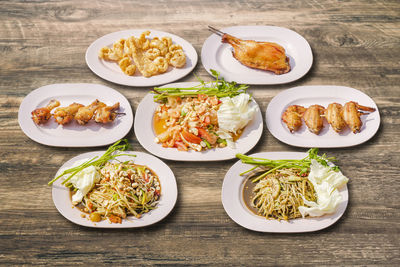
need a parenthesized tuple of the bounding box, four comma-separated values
(152, 70, 258, 151)
(237, 148, 349, 221)
(49, 140, 161, 224)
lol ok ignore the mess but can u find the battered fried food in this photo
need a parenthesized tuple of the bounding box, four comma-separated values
(303, 105, 325, 135)
(281, 105, 306, 133)
(343, 101, 376, 133)
(98, 31, 186, 77)
(31, 99, 60, 125)
(325, 103, 347, 133)
(209, 26, 290, 75)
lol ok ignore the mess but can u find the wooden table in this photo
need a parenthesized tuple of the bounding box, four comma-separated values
(1, 0, 399, 265)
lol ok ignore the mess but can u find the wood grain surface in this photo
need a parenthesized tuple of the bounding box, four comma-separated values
(1, 0, 399, 265)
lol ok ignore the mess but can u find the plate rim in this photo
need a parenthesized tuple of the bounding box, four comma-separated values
(221, 151, 349, 233)
(18, 83, 133, 147)
(51, 151, 178, 228)
(85, 29, 198, 87)
(134, 82, 263, 161)
(201, 25, 313, 85)
(265, 85, 381, 148)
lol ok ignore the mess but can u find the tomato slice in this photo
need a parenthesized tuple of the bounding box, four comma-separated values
(182, 129, 202, 144)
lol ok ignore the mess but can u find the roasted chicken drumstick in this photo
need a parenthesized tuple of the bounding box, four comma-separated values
(94, 102, 120, 123)
(209, 26, 291, 75)
(31, 99, 60, 125)
(53, 103, 84, 125)
(75, 99, 106, 125)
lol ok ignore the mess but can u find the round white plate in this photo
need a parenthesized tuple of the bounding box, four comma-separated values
(18, 83, 133, 147)
(52, 151, 177, 228)
(266, 85, 380, 148)
(86, 29, 198, 87)
(222, 152, 349, 233)
(201, 25, 313, 85)
(134, 82, 263, 161)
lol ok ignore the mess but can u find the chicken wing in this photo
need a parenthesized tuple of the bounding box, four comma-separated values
(281, 105, 306, 133)
(94, 102, 120, 123)
(209, 26, 290, 75)
(31, 99, 60, 124)
(75, 100, 106, 125)
(343, 101, 376, 133)
(325, 103, 347, 133)
(53, 103, 84, 125)
(303, 105, 325, 135)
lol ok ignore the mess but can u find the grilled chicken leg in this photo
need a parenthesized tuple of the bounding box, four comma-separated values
(303, 105, 325, 134)
(325, 103, 347, 133)
(281, 105, 306, 133)
(75, 99, 105, 125)
(53, 103, 84, 125)
(94, 102, 120, 123)
(220, 34, 291, 75)
(343, 101, 376, 133)
(31, 99, 60, 124)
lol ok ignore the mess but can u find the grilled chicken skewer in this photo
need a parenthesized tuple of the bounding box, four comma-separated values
(302, 105, 325, 135)
(208, 26, 291, 75)
(31, 99, 60, 125)
(281, 105, 306, 133)
(343, 101, 376, 133)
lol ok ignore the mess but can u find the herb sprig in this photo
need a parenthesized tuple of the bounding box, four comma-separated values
(152, 69, 249, 102)
(48, 139, 135, 186)
(236, 148, 340, 183)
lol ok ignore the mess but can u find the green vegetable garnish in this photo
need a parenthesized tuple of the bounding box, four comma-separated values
(151, 69, 249, 102)
(236, 148, 339, 183)
(48, 139, 135, 186)
(217, 138, 227, 145)
(202, 139, 212, 149)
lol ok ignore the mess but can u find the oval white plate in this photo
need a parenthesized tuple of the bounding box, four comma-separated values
(86, 29, 198, 87)
(134, 82, 263, 161)
(18, 83, 133, 147)
(201, 25, 313, 85)
(222, 152, 348, 233)
(266, 85, 380, 148)
(52, 151, 177, 228)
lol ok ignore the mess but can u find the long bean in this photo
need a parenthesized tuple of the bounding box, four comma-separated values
(236, 148, 339, 182)
(152, 69, 248, 102)
(48, 139, 135, 185)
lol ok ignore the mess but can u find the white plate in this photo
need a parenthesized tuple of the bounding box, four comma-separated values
(266, 85, 380, 148)
(134, 82, 263, 161)
(18, 83, 133, 147)
(201, 25, 313, 85)
(222, 152, 348, 233)
(86, 29, 198, 87)
(52, 151, 177, 228)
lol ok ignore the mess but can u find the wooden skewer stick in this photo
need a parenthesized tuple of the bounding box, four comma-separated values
(208, 26, 225, 36)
